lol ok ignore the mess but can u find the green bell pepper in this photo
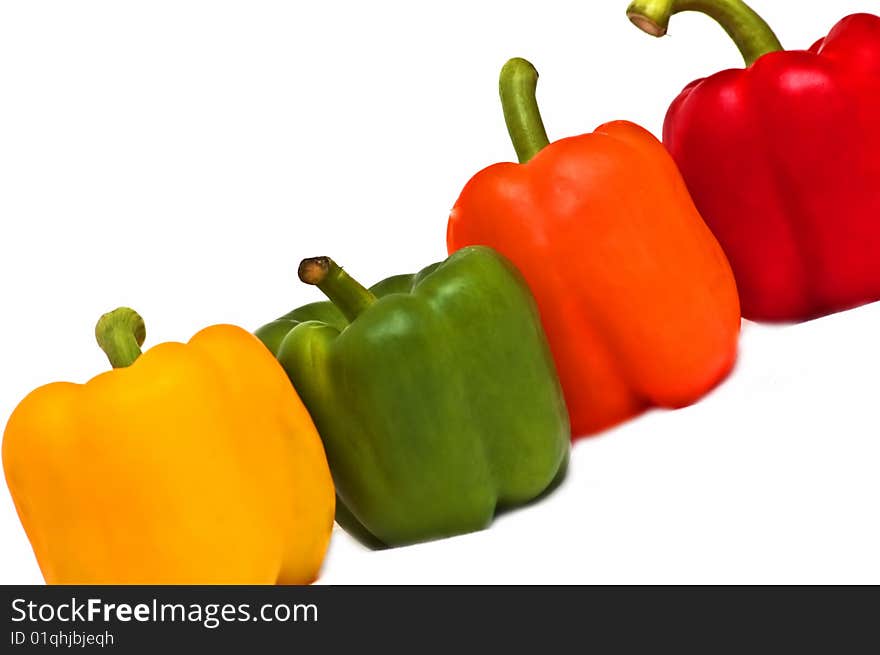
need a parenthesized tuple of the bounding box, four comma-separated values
(256, 246, 570, 547)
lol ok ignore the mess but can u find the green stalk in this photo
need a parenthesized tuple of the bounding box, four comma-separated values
(95, 307, 146, 368)
(626, 0, 783, 67)
(499, 58, 551, 164)
(299, 257, 377, 323)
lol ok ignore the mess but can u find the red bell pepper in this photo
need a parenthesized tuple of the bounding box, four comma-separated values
(628, 0, 880, 321)
(447, 58, 740, 437)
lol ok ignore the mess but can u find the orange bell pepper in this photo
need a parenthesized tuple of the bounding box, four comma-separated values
(2, 307, 334, 584)
(447, 58, 741, 436)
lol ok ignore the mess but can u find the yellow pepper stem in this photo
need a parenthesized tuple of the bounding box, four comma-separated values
(95, 307, 146, 368)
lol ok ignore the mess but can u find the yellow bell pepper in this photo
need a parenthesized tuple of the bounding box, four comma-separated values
(2, 307, 335, 584)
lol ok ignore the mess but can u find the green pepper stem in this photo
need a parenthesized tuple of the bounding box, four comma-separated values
(626, 0, 783, 67)
(298, 257, 377, 323)
(499, 58, 551, 164)
(95, 307, 146, 369)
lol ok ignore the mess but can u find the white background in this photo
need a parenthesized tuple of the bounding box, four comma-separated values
(1, 0, 878, 584)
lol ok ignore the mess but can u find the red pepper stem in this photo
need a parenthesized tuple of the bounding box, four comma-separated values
(626, 0, 783, 67)
(299, 257, 377, 323)
(499, 58, 551, 164)
(95, 307, 146, 369)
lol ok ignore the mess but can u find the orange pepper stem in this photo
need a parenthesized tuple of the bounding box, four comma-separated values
(499, 58, 550, 164)
(95, 307, 146, 369)
(626, 0, 783, 67)
(298, 257, 377, 323)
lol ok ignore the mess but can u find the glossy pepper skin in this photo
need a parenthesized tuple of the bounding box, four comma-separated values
(256, 246, 570, 548)
(447, 58, 740, 437)
(628, 1, 880, 321)
(2, 308, 335, 584)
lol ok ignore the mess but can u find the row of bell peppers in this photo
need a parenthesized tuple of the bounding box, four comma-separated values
(3, 1, 879, 583)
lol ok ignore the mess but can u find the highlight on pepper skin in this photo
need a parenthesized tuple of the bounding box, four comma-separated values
(1, 307, 335, 585)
